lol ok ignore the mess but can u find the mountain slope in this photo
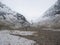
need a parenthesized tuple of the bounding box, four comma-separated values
(37, 0, 60, 29)
(0, 2, 30, 29)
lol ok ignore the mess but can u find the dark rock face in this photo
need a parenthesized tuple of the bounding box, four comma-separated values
(0, 2, 30, 29)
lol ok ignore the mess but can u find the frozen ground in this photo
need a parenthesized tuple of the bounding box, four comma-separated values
(0, 30, 37, 45)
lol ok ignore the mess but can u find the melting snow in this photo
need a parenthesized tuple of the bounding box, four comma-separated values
(0, 30, 36, 45)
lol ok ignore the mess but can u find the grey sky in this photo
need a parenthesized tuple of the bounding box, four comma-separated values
(1, 0, 57, 22)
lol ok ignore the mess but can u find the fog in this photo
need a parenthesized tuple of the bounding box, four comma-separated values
(1, 0, 57, 22)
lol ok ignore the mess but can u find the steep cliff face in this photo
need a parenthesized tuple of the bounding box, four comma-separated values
(0, 2, 30, 29)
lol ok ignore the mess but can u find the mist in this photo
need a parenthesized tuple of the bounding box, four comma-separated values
(1, 0, 57, 22)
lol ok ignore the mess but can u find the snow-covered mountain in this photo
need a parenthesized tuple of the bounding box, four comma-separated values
(0, 2, 30, 29)
(0, 2, 37, 45)
(37, 0, 60, 29)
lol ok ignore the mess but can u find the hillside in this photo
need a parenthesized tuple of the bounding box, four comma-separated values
(0, 2, 30, 30)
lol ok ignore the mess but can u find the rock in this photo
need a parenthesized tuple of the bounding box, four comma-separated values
(0, 2, 30, 29)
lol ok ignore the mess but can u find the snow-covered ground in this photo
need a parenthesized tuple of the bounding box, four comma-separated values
(0, 30, 37, 45)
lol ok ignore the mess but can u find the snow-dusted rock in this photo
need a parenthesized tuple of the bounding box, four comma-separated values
(37, 0, 60, 29)
(0, 2, 30, 29)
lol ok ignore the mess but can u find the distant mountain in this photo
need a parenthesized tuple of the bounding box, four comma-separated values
(0, 2, 30, 29)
